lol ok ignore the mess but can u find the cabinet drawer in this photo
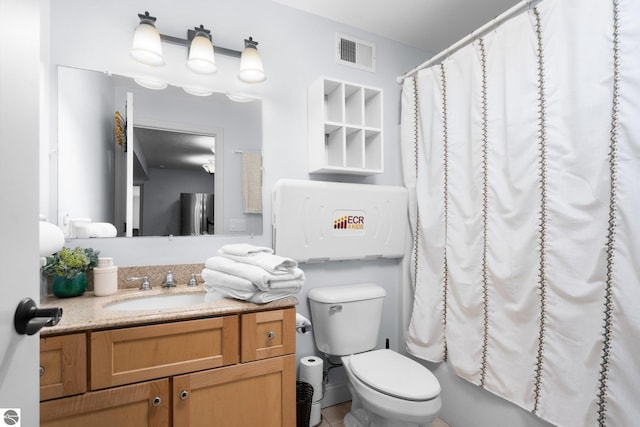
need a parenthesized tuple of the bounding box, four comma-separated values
(241, 308, 295, 362)
(90, 316, 239, 390)
(41, 378, 169, 427)
(40, 333, 86, 401)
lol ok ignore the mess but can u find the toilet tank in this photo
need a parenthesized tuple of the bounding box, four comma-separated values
(308, 283, 385, 356)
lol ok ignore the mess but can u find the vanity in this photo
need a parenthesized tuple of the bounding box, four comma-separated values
(38, 287, 297, 426)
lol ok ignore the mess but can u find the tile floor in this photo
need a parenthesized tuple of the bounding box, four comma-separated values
(318, 401, 450, 427)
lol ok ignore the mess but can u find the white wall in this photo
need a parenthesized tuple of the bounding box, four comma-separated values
(43, 1, 557, 426)
(58, 66, 115, 229)
(137, 167, 213, 236)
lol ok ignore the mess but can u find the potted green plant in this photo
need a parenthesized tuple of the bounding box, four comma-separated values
(42, 247, 100, 297)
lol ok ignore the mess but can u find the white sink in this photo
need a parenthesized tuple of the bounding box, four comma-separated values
(106, 293, 208, 311)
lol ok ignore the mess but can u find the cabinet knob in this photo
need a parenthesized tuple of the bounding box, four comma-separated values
(180, 390, 190, 400)
(39, 366, 45, 377)
(152, 396, 162, 407)
(267, 331, 276, 340)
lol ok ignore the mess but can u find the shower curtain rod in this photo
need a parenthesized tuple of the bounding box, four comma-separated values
(397, 0, 542, 83)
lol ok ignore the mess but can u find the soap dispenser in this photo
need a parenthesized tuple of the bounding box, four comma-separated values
(93, 257, 118, 296)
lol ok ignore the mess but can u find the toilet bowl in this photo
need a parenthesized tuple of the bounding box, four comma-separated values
(307, 283, 442, 427)
(342, 350, 441, 427)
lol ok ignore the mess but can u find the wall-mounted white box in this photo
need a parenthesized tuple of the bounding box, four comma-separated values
(272, 179, 407, 262)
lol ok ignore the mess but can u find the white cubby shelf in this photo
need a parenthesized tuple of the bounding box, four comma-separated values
(308, 77, 383, 175)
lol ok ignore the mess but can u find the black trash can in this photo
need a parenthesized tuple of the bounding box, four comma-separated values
(296, 381, 314, 427)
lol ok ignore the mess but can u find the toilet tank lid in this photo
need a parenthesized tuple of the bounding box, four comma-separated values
(308, 283, 385, 303)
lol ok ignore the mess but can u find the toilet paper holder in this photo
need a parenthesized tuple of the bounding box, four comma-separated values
(296, 313, 312, 334)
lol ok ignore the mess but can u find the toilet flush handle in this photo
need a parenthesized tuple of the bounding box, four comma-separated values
(329, 305, 342, 313)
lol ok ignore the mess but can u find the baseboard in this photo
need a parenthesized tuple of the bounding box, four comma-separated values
(320, 382, 351, 408)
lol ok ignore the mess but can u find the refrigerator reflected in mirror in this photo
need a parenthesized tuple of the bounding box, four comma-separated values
(180, 193, 214, 236)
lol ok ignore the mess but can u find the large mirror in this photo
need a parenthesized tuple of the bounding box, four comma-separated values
(54, 66, 263, 238)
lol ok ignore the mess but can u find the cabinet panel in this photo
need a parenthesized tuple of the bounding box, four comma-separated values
(365, 130, 383, 170)
(344, 84, 363, 125)
(241, 308, 296, 362)
(41, 378, 169, 427)
(40, 333, 86, 401)
(324, 80, 343, 122)
(364, 87, 382, 128)
(91, 316, 239, 390)
(173, 354, 296, 427)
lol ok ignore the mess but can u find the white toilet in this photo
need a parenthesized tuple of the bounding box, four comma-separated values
(308, 283, 441, 427)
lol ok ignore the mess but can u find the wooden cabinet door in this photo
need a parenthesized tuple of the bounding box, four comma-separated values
(40, 333, 86, 401)
(241, 308, 296, 362)
(91, 316, 239, 390)
(173, 354, 296, 427)
(40, 378, 169, 427)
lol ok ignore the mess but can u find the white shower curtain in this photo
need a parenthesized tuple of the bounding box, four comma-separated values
(400, 0, 640, 426)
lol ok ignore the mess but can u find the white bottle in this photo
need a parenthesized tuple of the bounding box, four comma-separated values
(93, 257, 118, 296)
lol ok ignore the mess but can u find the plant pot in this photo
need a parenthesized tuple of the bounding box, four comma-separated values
(52, 272, 87, 298)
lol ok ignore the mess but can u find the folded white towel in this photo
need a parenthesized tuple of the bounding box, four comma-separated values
(267, 278, 304, 291)
(217, 250, 298, 274)
(208, 284, 297, 304)
(201, 268, 256, 292)
(87, 222, 117, 238)
(248, 290, 296, 304)
(205, 256, 305, 291)
(219, 243, 273, 256)
(204, 283, 255, 300)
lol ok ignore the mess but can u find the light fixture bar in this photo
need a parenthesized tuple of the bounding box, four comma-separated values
(159, 32, 242, 58)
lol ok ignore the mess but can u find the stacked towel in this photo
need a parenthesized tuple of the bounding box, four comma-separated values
(201, 244, 304, 304)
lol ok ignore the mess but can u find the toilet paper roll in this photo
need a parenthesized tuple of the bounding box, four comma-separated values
(309, 401, 321, 427)
(299, 356, 323, 402)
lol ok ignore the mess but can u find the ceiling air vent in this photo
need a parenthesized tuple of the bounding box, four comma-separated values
(336, 33, 376, 72)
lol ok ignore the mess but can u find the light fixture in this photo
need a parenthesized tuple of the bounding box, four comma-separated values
(226, 92, 257, 103)
(183, 87, 214, 97)
(130, 11, 164, 66)
(187, 25, 217, 74)
(238, 37, 266, 83)
(130, 12, 266, 82)
(202, 158, 215, 174)
(133, 77, 168, 90)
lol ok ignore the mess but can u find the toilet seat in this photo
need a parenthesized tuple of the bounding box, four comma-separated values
(349, 349, 440, 401)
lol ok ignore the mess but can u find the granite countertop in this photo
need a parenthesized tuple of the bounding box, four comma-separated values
(40, 285, 298, 336)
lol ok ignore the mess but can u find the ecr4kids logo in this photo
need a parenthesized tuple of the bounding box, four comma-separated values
(333, 212, 365, 231)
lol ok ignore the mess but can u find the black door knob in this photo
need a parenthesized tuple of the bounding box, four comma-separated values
(14, 298, 63, 335)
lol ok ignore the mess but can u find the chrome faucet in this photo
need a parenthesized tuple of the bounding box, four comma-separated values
(162, 270, 176, 288)
(187, 273, 200, 287)
(128, 276, 151, 291)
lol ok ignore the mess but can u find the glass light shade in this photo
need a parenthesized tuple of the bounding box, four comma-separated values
(130, 23, 164, 66)
(238, 46, 266, 83)
(133, 77, 168, 90)
(202, 158, 215, 174)
(184, 87, 214, 97)
(187, 35, 217, 74)
(226, 92, 257, 103)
